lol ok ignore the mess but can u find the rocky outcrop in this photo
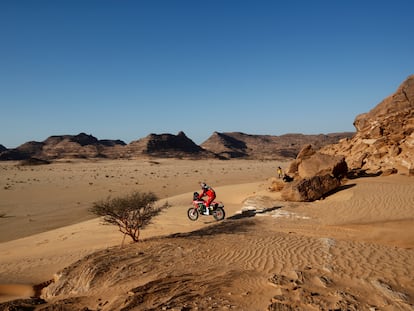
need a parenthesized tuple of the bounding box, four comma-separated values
(281, 145, 347, 201)
(281, 174, 342, 202)
(321, 75, 414, 175)
(287, 144, 348, 179)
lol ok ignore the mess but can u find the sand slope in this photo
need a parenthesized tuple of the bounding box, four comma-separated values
(0, 159, 278, 242)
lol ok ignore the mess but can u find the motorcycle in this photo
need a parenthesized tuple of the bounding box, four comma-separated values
(187, 192, 225, 221)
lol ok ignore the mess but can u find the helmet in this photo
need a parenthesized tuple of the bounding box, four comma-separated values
(200, 182, 207, 189)
(193, 192, 199, 200)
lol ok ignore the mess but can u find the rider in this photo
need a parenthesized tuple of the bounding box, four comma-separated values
(199, 182, 216, 215)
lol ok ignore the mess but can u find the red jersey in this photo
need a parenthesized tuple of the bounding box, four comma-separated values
(200, 186, 215, 198)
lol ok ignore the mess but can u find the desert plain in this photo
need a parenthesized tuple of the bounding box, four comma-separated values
(0, 158, 413, 310)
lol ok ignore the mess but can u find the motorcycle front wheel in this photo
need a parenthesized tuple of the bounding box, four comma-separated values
(187, 207, 199, 221)
(213, 207, 225, 221)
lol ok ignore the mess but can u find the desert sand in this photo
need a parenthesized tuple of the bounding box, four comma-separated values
(0, 159, 413, 310)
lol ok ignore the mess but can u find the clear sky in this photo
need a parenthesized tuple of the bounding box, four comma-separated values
(1, 0, 413, 148)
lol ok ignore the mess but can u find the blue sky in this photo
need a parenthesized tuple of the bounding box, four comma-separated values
(1, 0, 413, 148)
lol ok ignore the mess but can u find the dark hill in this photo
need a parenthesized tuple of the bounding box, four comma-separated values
(128, 131, 211, 158)
(200, 132, 247, 158)
(0, 141, 44, 160)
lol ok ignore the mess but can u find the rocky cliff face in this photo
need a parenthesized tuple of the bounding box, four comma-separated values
(321, 75, 414, 175)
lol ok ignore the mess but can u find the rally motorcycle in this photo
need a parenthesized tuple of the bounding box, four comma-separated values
(187, 192, 225, 221)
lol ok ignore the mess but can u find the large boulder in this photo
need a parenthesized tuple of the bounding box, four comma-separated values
(298, 152, 347, 179)
(287, 144, 348, 179)
(281, 145, 347, 202)
(281, 174, 341, 202)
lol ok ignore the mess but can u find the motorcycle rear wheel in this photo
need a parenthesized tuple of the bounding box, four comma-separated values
(187, 207, 199, 221)
(213, 207, 225, 221)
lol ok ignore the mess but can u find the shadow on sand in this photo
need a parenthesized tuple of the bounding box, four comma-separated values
(322, 183, 356, 199)
(167, 218, 256, 238)
(167, 206, 284, 239)
(227, 205, 283, 220)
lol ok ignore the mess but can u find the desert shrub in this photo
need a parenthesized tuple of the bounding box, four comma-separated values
(90, 191, 169, 243)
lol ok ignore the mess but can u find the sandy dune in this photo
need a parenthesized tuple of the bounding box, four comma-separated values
(0, 159, 413, 310)
(0, 160, 281, 289)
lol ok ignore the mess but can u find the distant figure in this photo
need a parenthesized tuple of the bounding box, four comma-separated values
(277, 166, 283, 179)
(199, 182, 216, 215)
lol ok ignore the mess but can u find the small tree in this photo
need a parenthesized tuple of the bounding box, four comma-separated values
(90, 191, 169, 243)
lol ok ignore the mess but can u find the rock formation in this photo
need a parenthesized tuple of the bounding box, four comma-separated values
(321, 75, 414, 175)
(0, 133, 127, 160)
(287, 144, 348, 180)
(0, 131, 352, 161)
(281, 174, 342, 202)
(200, 132, 248, 158)
(281, 145, 347, 202)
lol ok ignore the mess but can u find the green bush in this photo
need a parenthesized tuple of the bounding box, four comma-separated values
(90, 191, 169, 242)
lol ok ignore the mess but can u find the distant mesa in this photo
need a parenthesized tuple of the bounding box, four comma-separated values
(128, 131, 210, 158)
(201, 131, 354, 160)
(200, 132, 248, 158)
(0, 130, 352, 162)
(42, 133, 126, 147)
(0, 133, 127, 161)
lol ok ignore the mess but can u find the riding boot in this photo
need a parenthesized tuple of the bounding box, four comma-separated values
(204, 207, 209, 215)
